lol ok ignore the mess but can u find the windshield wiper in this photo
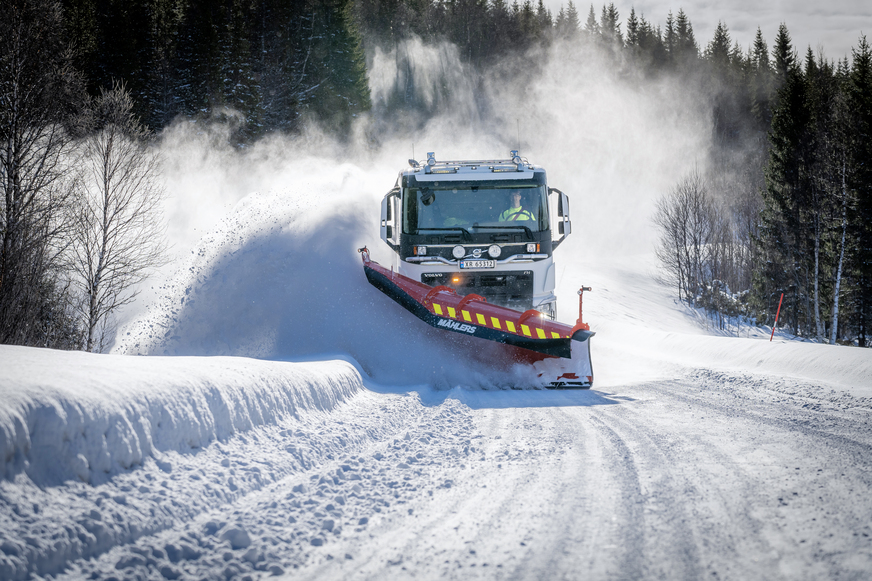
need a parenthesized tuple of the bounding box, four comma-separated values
(471, 224, 534, 239)
(416, 227, 473, 240)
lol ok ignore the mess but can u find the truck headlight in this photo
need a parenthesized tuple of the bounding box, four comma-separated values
(488, 245, 501, 258)
(526, 243, 539, 253)
(414, 246, 427, 256)
(452, 245, 465, 259)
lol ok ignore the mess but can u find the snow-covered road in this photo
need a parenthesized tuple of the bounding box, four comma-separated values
(219, 374, 872, 580)
(5, 354, 869, 580)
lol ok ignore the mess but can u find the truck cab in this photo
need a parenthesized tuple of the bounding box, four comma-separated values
(380, 151, 572, 319)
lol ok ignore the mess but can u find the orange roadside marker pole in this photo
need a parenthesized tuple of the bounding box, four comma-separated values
(770, 292, 784, 342)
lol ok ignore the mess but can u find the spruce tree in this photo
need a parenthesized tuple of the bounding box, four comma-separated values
(663, 11, 677, 60)
(674, 9, 698, 69)
(536, 0, 552, 31)
(220, 0, 262, 140)
(599, 3, 622, 48)
(706, 21, 732, 72)
(626, 8, 639, 47)
(555, 6, 566, 35)
(489, 0, 515, 55)
(304, 0, 371, 132)
(583, 4, 599, 41)
(750, 27, 774, 128)
(847, 35, 872, 345)
(772, 23, 796, 88)
(564, 1, 580, 37)
(638, 16, 666, 69)
(761, 52, 814, 334)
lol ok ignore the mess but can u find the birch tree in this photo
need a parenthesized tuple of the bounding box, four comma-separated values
(654, 170, 717, 306)
(0, 0, 85, 346)
(70, 83, 167, 352)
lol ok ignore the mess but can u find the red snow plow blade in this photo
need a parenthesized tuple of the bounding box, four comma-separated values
(358, 247, 594, 388)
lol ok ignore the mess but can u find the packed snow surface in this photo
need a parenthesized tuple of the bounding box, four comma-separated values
(2, 184, 871, 580)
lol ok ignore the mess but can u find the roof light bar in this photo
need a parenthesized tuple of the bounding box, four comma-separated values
(418, 151, 532, 175)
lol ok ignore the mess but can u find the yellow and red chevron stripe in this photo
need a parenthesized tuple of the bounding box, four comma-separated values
(429, 301, 569, 339)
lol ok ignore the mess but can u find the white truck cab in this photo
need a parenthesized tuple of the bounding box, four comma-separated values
(380, 151, 572, 319)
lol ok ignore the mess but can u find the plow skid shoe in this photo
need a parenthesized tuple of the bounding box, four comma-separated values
(358, 249, 594, 388)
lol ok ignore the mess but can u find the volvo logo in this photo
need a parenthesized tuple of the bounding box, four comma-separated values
(472, 248, 482, 258)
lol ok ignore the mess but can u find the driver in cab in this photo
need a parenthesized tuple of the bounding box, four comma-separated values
(499, 190, 534, 222)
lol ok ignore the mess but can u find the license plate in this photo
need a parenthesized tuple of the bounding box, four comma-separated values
(460, 260, 495, 269)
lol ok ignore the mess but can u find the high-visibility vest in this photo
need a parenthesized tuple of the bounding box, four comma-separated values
(500, 206, 533, 221)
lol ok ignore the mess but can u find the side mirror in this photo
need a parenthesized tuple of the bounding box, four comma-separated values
(560, 193, 571, 235)
(549, 187, 571, 248)
(380, 187, 400, 251)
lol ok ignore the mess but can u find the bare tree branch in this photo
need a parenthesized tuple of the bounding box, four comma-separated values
(0, 0, 85, 347)
(69, 82, 167, 352)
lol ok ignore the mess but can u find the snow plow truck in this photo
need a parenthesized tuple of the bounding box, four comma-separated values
(359, 151, 594, 388)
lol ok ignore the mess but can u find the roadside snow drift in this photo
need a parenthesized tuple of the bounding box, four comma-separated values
(0, 346, 362, 486)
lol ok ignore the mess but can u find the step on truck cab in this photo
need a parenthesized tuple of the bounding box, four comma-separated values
(380, 151, 572, 319)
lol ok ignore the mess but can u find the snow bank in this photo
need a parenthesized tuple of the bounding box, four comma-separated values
(0, 346, 362, 485)
(650, 330, 872, 396)
(591, 318, 872, 397)
(562, 256, 872, 397)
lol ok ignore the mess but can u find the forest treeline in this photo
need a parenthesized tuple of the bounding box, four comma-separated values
(755, 41, 871, 345)
(62, 0, 371, 139)
(2, 0, 871, 348)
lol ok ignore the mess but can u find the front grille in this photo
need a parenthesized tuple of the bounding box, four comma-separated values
(421, 271, 533, 311)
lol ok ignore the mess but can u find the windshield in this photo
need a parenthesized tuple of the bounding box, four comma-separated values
(402, 184, 549, 235)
